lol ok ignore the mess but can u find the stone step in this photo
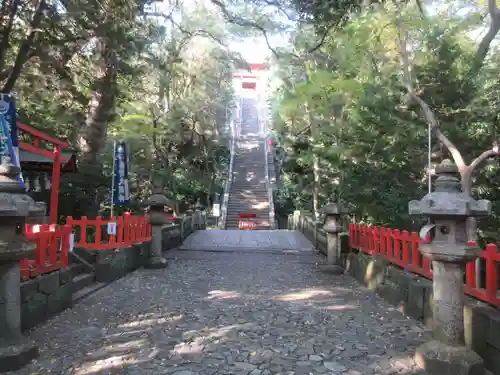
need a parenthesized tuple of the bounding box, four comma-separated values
(226, 207, 268, 210)
(72, 281, 107, 304)
(228, 197, 267, 201)
(230, 187, 268, 191)
(230, 184, 267, 188)
(226, 213, 269, 216)
(226, 214, 270, 218)
(70, 263, 86, 278)
(72, 272, 95, 295)
(227, 202, 269, 206)
(227, 212, 269, 215)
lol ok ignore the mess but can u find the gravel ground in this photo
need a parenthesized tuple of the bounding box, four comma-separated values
(11, 249, 431, 375)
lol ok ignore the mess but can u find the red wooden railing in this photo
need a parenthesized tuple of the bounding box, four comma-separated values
(20, 224, 72, 281)
(66, 213, 151, 250)
(349, 223, 500, 307)
(20, 213, 152, 280)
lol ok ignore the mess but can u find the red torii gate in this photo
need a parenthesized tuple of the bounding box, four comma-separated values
(233, 63, 267, 90)
(17, 121, 76, 224)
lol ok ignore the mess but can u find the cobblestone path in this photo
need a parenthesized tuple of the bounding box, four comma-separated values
(12, 249, 430, 375)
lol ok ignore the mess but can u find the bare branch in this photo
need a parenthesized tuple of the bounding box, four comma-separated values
(305, 23, 336, 54)
(0, 0, 21, 73)
(394, 13, 467, 169)
(469, 0, 500, 77)
(394, 9, 500, 189)
(2, 0, 47, 92)
(468, 146, 500, 173)
(209, 0, 281, 59)
(170, 19, 227, 48)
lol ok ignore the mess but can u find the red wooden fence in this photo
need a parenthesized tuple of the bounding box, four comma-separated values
(20, 213, 152, 281)
(21, 224, 72, 281)
(349, 223, 500, 307)
(66, 213, 151, 250)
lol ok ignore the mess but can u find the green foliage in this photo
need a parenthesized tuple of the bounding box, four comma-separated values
(272, 3, 500, 241)
(1, 0, 238, 218)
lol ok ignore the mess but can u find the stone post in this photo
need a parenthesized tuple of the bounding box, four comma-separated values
(144, 193, 172, 269)
(180, 217, 185, 240)
(0, 155, 46, 371)
(292, 210, 300, 230)
(409, 159, 491, 375)
(319, 202, 348, 275)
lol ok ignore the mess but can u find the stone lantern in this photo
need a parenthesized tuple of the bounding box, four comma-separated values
(143, 192, 172, 269)
(319, 201, 348, 274)
(0, 158, 46, 371)
(409, 159, 490, 375)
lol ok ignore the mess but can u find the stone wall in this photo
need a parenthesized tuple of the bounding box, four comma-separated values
(19, 212, 206, 331)
(346, 251, 500, 374)
(21, 267, 73, 331)
(94, 242, 149, 283)
(289, 211, 500, 375)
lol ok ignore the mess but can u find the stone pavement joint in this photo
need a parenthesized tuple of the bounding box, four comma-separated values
(10, 249, 431, 375)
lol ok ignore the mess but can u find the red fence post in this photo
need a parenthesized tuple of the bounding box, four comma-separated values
(60, 224, 72, 267)
(117, 215, 124, 244)
(123, 212, 131, 245)
(401, 230, 410, 266)
(80, 216, 88, 247)
(393, 229, 401, 263)
(48, 224, 58, 266)
(485, 244, 498, 303)
(386, 228, 393, 261)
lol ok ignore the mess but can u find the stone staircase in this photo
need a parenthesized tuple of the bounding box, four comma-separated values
(69, 250, 106, 303)
(225, 97, 272, 230)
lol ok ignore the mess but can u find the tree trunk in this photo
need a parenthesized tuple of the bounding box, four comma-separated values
(78, 39, 118, 159)
(77, 38, 118, 218)
(1, 0, 46, 92)
(305, 102, 319, 219)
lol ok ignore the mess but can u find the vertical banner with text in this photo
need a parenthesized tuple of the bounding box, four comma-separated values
(0, 114, 24, 188)
(0, 94, 24, 188)
(113, 140, 130, 205)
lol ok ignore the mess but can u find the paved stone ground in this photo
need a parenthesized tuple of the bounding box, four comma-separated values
(180, 230, 315, 252)
(12, 249, 430, 375)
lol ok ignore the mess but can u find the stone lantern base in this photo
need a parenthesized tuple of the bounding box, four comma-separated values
(144, 253, 168, 269)
(415, 339, 484, 375)
(0, 261, 39, 372)
(318, 264, 344, 275)
(0, 336, 38, 372)
(144, 224, 168, 269)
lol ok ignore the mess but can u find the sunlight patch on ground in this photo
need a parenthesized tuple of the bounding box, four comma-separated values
(205, 290, 241, 300)
(75, 339, 158, 375)
(324, 304, 357, 311)
(206, 290, 242, 299)
(177, 323, 257, 349)
(366, 355, 417, 373)
(74, 355, 141, 374)
(117, 314, 183, 329)
(273, 288, 333, 301)
(251, 201, 269, 209)
(238, 142, 259, 150)
(87, 339, 148, 359)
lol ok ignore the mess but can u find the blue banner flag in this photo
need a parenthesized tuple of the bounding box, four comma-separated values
(0, 93, 23, 187)
(0, 93, 19, 148)
(0, 114, 24, 189)
(113, 140, 130, 205)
